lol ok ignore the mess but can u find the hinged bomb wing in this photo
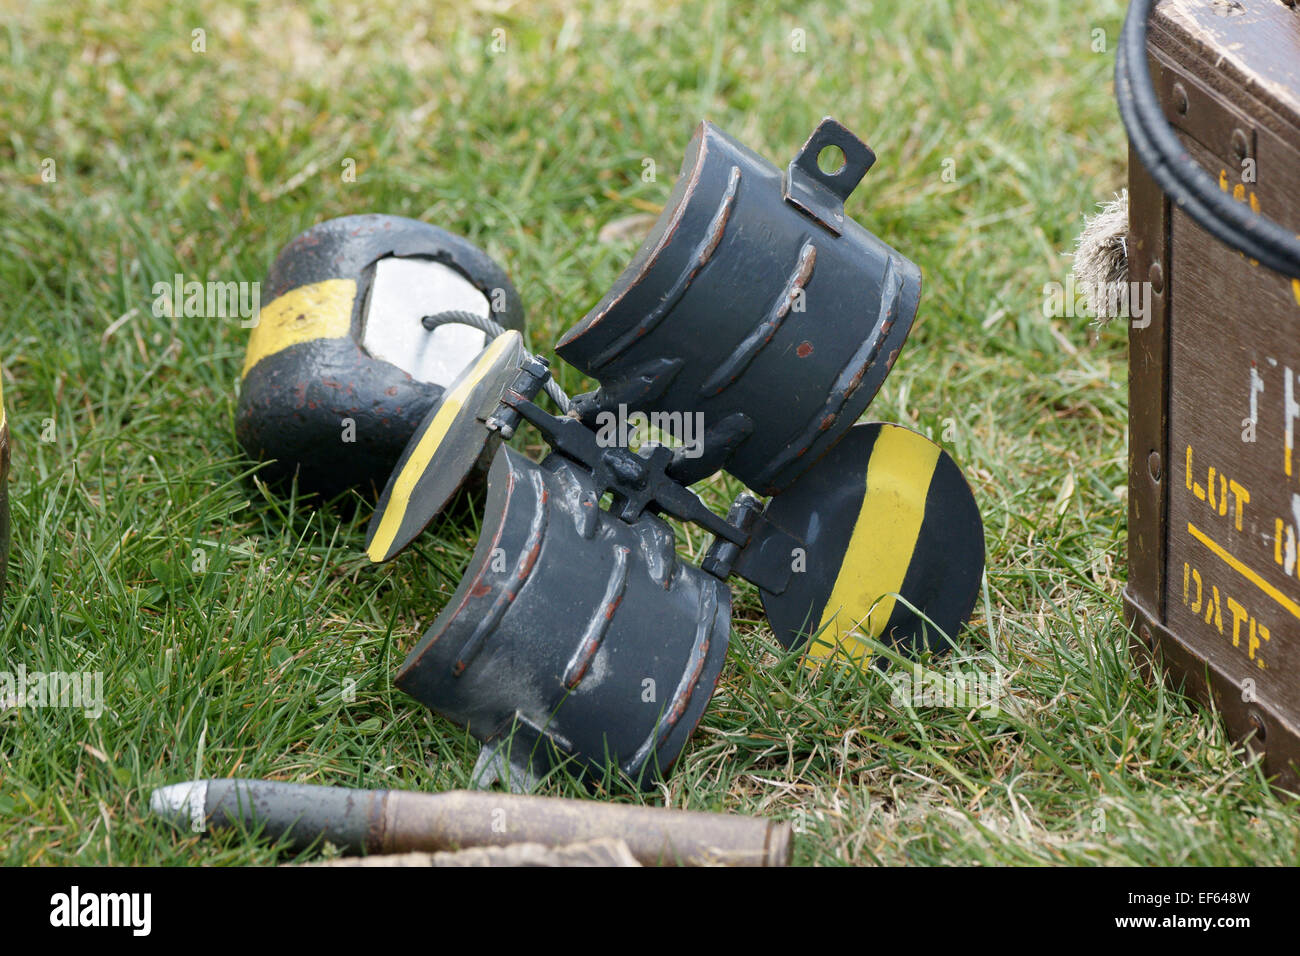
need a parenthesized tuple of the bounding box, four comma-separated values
(365, 331, 526, 564)
(555, 117, 920, 495)
(395, 446, 733, 788)
(751, 423, 985, 663)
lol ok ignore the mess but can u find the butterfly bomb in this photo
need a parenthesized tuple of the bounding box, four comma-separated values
(362, 118, 985, 791)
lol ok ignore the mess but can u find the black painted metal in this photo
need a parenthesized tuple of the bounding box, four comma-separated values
(364, 333, 526, 564)
(755, 423, 984, 658)
(357, 121, 986, 790)
(501, 391, 745, 546)
(783, 119, 877, 235)
(703, 495, 801, 596)
(484, 351, 554, 440)
(395, 445, 732, 789)
(556, 117, 920, 495)
(235, 214, 525, 496)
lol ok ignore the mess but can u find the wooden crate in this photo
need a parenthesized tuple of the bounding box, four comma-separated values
(1125, 0, 1300, 787)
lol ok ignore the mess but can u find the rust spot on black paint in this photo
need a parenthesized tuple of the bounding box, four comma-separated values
(796, 341, 813, 358)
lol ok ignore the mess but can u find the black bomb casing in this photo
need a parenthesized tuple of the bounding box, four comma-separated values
(556, 117, 920, 494)
(395, 446, 732, 789)
(235, 214, 525, 496)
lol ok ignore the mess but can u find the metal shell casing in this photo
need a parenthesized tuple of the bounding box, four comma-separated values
(395, 446, 732, 789)
(556, 118, 921, 495)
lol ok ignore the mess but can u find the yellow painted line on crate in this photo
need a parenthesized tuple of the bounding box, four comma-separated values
(1188, 521, 1300, 622)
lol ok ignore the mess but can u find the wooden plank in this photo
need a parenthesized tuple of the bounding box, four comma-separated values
(1163, 0, 1300, 125)
(1125, 135, 1170, 620)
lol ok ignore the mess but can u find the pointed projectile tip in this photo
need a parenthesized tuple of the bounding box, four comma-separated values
(149, 780, 208, 828)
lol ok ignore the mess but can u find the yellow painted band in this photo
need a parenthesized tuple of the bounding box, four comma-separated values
(1189, 521, 1300, 622)
(806, 425, 940, 664)
(240, 278, 356, 377)
(367, 331, 522, 562)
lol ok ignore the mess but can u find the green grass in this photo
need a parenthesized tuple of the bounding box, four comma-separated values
(2, 0, 1297, 865)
